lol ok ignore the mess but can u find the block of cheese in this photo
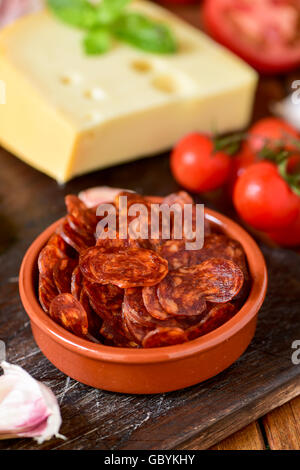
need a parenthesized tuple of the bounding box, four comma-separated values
(0, 1, 258, 183)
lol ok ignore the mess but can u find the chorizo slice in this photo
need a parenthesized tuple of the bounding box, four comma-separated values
(159, 239, 192, 270)
(124, 288, 156, 328)
(162, 192, 209, 242)
(125, 288, 200, 330)
(79, 247, 168, 288)
(191, 234, 248, 278)
(159, 230, 245, 272)
(114, 191, 146, 212)
(186, 303, 237, 341)
(58, 218, 94, 253)
(79, 288, 102, 337)
(47, 233, 70, 256)
(142, 286, 172, 321)
(100, 319, 138, 348)
(84, 281, 124, 322)
(96, 228, 140, 251)
(122, 301, 152, 344)
(38, 275, 58, 313)
(49, 293, 89, 338)
(38, 244, 66, 280)
(184, 258, 244, 303)
(71, 266, 83, 300)
(67, 214, 96, 245)
(53, 258, 78, 294)
(142, 327, 187, 348)
(65, 195, 98, 233)
(157, 272, 207, 317)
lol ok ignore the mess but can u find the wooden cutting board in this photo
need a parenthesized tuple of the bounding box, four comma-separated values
(0, 5, 299, 450)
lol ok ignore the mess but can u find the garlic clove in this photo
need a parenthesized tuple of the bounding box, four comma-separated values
(0, 361, 65, 443)
(272, 95, 300, 132)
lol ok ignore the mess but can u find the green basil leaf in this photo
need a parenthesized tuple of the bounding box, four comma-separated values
(97, 0, 131, 25)
(83, 29, 112, 55)
(113, 12, 178, 54)
(47, 0, 99, 30)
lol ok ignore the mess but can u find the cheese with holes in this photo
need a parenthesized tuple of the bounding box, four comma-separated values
(0, 0, 258, 183)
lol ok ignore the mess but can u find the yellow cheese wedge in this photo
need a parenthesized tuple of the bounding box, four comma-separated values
(0, 1, 258, 183)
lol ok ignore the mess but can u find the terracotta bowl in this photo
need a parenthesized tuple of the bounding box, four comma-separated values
(19, 208, 267, 394)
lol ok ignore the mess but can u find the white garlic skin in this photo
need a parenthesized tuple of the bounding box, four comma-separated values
(0, 361, 65, 444)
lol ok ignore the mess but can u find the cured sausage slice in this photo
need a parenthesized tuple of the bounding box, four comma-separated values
(79, 247, 168, 288)
(96, 228, 140, 251)
(53, 258, 78, 294)
(159, 240, 192, 270)
(182, 258, 244, 303)
(67, 214, 96, 245)
(49, 293, 89, 338)
(157, 271, 207, 317)
(115, 191, 146, 211)
(71, 266, 83, 300)
(100, 319, 138, 348)
(142, 286, 172, 321)
(122, 301, 152, 344)
(125, 288, 201, 335)
(47, 233, 69, 256)
(79, 288, 102, 336)
(191, 234, 248, 277)
(38, 244, 66, 280)
(84, 281, 124, 322)
(159, 232, 246, 272)
(65, 195, 98, 233)
(124, 288, 156, 328)
(38, 275, 58, 313)
(186, 303, 236, 341)
(58, 218, 94, 253)
(142, 327, 187, 348)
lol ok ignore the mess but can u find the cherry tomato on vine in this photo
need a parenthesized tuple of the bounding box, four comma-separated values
(268, 203, 300, 247)
(233, 161, 299, 231)
(227, 142, 256, 196)
(248, 117, 299, 154)
(228, 118, 300, 194)
(170, 133, 232, 193)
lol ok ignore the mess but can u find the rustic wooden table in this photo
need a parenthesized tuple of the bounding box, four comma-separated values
(0, 3, 299, 451)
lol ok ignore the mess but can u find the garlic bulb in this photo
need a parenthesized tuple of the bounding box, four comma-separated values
(0, 0, 44, 28)
(0, 361, 65, 444)
(272, 94, 300, 132)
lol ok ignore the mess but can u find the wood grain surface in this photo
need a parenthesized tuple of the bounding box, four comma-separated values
(211, 422, 265, 451)
(0, 3, 299, 451)
(263, 396, 300, 450)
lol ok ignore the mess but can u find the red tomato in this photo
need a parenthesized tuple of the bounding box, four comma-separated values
(170, 133, 232, 192)
(227, 142, 256, 196)
(233, 161, 299, 231)
(248, 117, 299, 154)
(203, 0, 300, 73)
(159, 0, 196, 3)
(287, 154, 300, 173)
(268, 203, 300, 247)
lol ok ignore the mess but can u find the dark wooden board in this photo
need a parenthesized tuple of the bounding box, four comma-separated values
(0, 5, 300, 451)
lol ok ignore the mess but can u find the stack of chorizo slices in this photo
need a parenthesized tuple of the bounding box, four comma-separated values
(37, 191, 249, 348)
